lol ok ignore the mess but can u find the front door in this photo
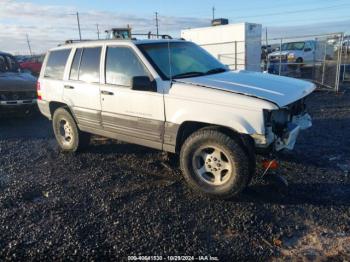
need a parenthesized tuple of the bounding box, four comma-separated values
(100, 45, 165, 149)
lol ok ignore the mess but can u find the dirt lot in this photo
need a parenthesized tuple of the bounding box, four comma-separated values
(0, 88, 349, 261)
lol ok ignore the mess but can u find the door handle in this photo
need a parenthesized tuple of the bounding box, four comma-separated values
(64, 85, 74, 89)
(101, 90, 114, 95)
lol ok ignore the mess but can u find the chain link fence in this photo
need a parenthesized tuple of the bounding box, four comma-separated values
(203, 33, 346, 92)
(341, 37, 350, 83)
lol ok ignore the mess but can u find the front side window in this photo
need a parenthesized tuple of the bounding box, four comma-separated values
(44, 49, 71, 79)
(5, 55, 19, 72)
(304, 41, 313, 50)
(0, 56, 6, 72)
(0, 55, 19, 72)
(137, 41, 227, 80)
(105, 46, 149, 87)
(78, 47, 101, 83)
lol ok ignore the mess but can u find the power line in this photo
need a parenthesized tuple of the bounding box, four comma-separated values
(229, 3, 350, 20)
(263, 16, 350, 26)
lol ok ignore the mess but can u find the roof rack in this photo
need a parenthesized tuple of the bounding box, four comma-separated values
(132, 33, 172, 39)
(60, 33, 174, 46)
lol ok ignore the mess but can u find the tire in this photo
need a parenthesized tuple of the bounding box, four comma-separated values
(296, 57, 303, 66)
(180, 129, 253, 199)
(52, 107, 90, 152)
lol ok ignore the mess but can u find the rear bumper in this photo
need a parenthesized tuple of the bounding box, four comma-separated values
(37, 99, 51, 119)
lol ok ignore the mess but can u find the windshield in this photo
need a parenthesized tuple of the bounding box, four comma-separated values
(281, 42, 305, 51)
(137, 41, 227, 80)
(0, 55, 20, 73)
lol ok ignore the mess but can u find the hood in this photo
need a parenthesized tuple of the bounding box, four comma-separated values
(269, 50, 291, 57)
(0, 72, 37, 92)
(175, 71, 316, 107)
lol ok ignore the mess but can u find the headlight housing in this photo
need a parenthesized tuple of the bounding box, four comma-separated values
(263, 98, 307, 136)
(287, 53, 295, 59)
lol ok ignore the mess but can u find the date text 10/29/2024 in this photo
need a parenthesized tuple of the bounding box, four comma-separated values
(128, 255, 219, 261)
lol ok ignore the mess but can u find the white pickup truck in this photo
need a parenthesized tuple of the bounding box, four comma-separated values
(268, 40, 333, 66)
(37, 39, 315, 199)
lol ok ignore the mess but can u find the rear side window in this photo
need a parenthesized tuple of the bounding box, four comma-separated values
(105, 46, 149, 87)
(44, 49, 71, 79)
(78, 47, 101, 83)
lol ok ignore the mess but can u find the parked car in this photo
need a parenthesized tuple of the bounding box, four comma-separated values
(0, 52, 37, 116)
(19, 55, 44, 76)
(15, 55, 31, 63)
(37, 40, 316, 199)
(342, 39, 350, 54)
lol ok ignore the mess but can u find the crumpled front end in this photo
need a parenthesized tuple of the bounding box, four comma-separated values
(254, 97, 312, 152)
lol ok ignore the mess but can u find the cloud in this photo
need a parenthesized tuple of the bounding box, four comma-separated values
(265, 19, 350, 40)
(0, 0, 349, 54)
(0, 0, 209, 54)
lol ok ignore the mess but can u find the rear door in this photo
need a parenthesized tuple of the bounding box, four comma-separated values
(63, 46, 102, 129)
(100, 45, 165, 149)
(41, 49, 71, 103)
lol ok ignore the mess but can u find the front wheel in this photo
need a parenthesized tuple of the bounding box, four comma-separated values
(180, 129, 253, 199)
(52, 107, 90, 152)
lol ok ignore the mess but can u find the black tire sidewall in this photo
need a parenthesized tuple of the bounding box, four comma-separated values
(180, 130, 250, 198)
(52, 108, 79, 152)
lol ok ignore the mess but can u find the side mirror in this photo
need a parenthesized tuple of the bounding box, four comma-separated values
(131, 76, 157, 92)
(304, 48, 312, 52)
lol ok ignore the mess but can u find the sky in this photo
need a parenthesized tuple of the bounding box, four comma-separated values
(0, 0, 349, 54)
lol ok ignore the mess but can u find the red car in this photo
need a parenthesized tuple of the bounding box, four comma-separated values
(19, 55, 44, 76)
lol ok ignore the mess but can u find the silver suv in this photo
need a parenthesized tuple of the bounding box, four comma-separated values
(38, 39, 315, 199)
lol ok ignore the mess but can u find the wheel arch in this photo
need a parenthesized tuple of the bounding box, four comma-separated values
(174, 121, 255, 155)
(49, 101, 74, 118)
(296, 57, 303, 63)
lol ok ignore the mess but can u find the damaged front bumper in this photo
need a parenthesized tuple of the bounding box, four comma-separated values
(253, 113, 312, 152)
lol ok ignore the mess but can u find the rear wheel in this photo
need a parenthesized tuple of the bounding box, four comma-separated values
(180, 129, 253, 199)
(52, 107, 90, 152)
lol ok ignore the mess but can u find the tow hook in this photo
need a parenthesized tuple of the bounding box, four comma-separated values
(260, 158, 289, 192)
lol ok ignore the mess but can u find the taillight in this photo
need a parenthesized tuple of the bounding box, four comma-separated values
(36, 81, 42, 100)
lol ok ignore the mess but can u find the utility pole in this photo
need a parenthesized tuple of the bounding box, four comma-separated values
(26, 34, 33, 56)
(76, 12, 82, 40)
(212, 6, 215, 21)
(155, 12, 159, 38)
(96, 24, 100, 40)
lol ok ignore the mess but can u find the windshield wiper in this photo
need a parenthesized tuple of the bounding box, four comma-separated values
(205, 68, 227, 75)
(172, 71, 205, 79)
(172, 68, 227, 79)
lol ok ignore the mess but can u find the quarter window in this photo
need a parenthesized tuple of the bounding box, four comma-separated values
(304, 42, 313, 50)
(78, 47, 101, 83)
(44, 49, 71, 79)
(105, 47, 149, 87)
(69, 48, 83, 80)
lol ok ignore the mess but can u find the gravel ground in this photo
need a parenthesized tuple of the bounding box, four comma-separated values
(0, 88, 349, 261)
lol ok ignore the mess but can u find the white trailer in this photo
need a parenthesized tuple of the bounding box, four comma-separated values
(181, 23, 262, 72)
